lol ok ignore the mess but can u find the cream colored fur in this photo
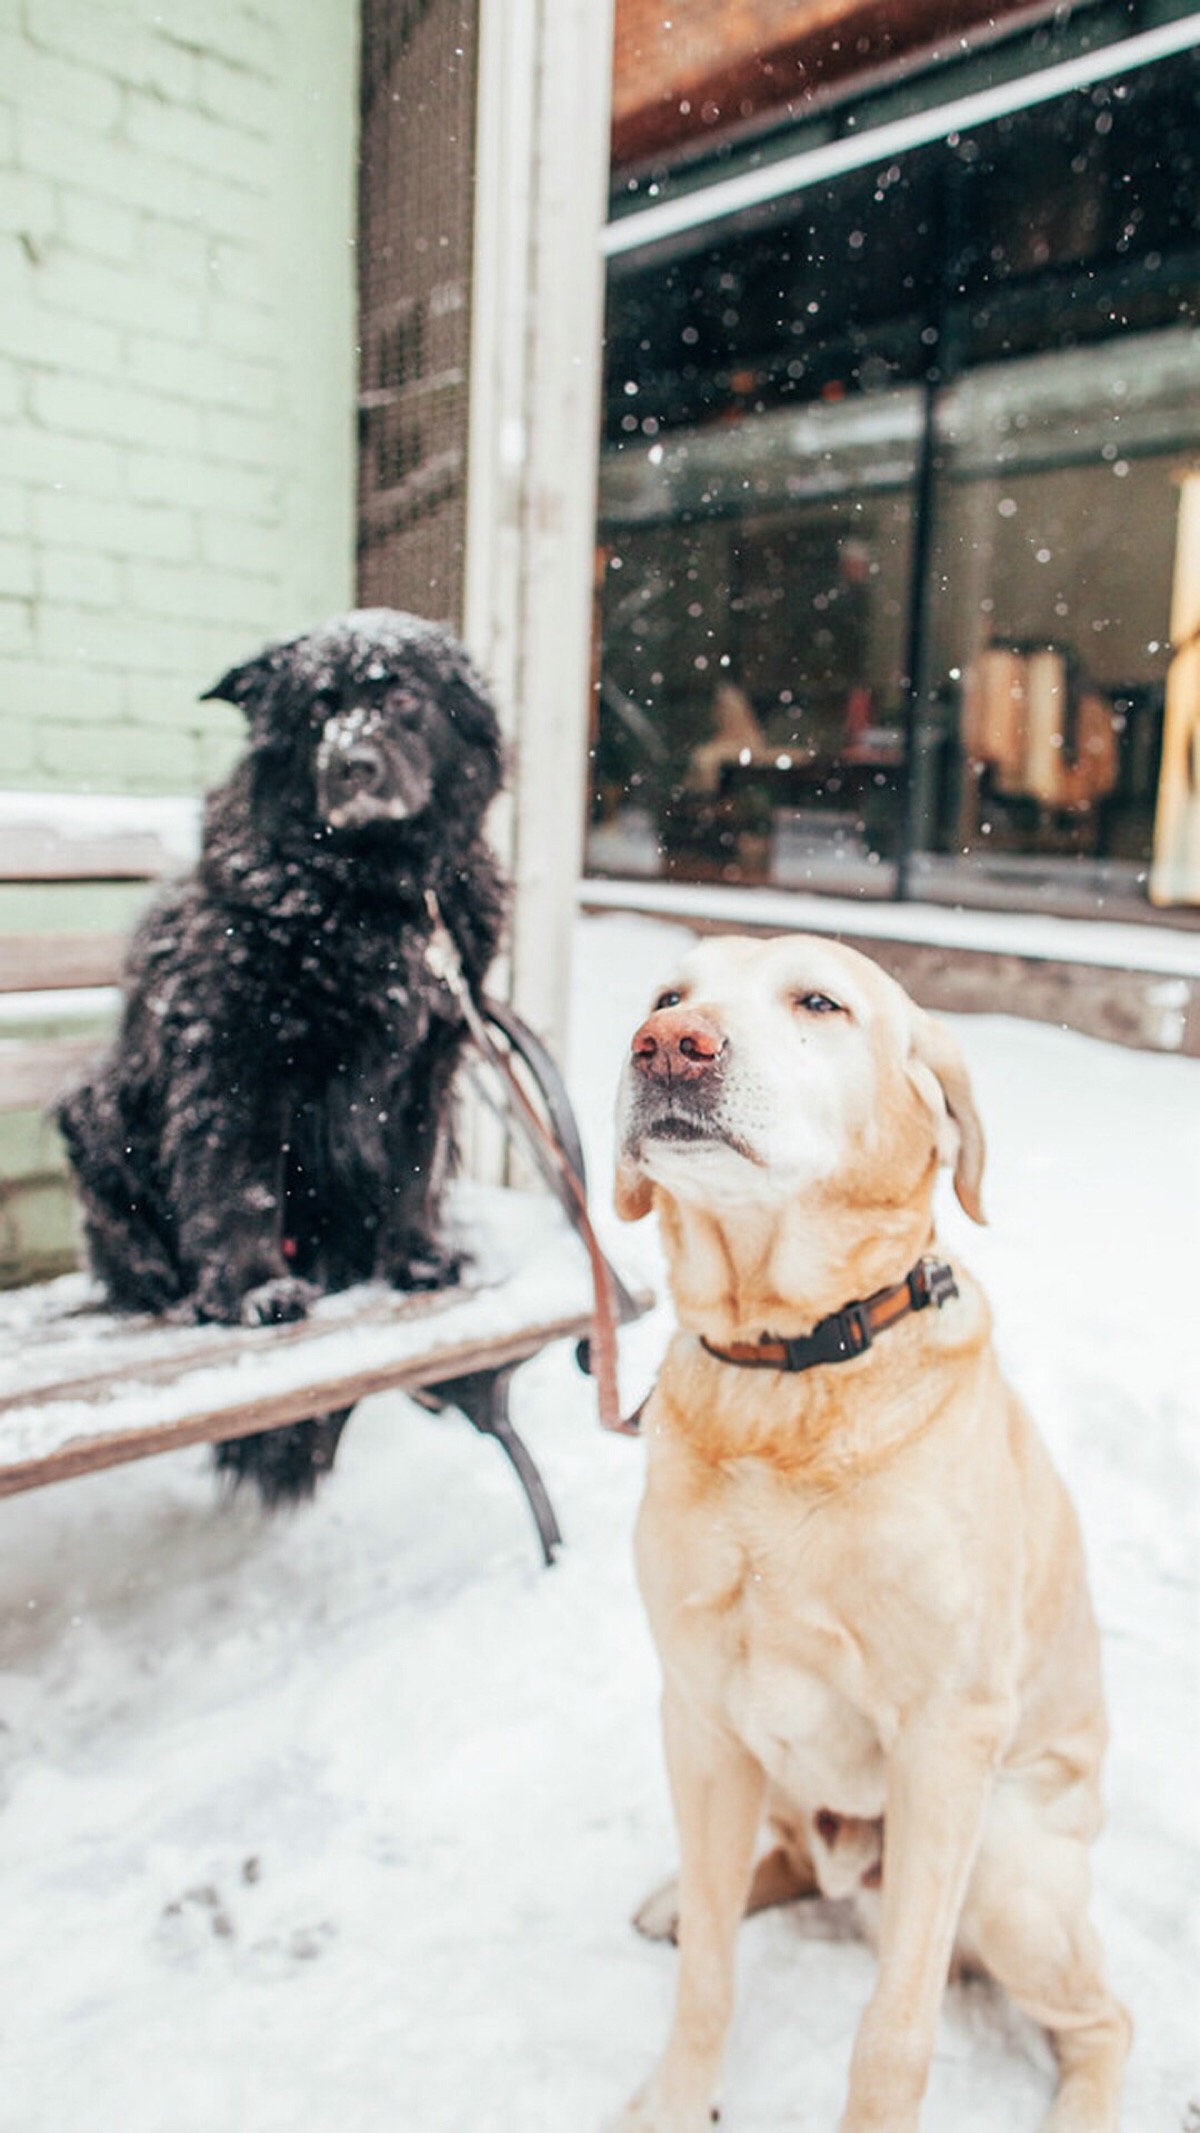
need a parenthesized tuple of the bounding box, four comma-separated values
(609, 933, 1128, 2133)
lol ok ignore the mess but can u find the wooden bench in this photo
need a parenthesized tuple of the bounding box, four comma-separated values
(0, 800, 645, 1562)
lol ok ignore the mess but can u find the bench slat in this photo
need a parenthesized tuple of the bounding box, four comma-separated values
(0, 824, 176, 882)
(1, 1274, 492, 1411)
(0, 1034, 99, 1111)
(0, 1306, 597, 1498)
(0, 933, 126, 993)
(0, 1188, 650, 1510)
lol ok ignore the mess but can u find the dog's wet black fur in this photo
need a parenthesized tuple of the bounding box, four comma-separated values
(56, 610, 507, 1501)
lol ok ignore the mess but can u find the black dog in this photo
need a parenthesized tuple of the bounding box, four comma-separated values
(57, 610, 506, 1500)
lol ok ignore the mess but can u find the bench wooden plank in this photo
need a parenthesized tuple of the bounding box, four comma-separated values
(3, 1279, 470, 1406)
(0, 1305, 597, 1497)
(0, 823, 179, 882)
(0, 933, 126, 992)
(0, 1034, 101, 1111)
(0, 1188, 647, 1510)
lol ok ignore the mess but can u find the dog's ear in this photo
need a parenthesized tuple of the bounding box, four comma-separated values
(615, 1156, 654, 1223)
(907, 1007, 987, 1225)
(200, 651, 279, 719)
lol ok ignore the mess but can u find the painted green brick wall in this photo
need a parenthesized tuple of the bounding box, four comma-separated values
(0, 0, 360, 1282)
(0, 0, 359, 793)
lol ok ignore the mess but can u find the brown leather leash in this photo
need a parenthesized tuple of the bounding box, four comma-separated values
(424, 893, 642, 1434)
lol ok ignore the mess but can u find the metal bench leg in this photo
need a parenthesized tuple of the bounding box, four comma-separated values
(434, 1366, 563, 1566)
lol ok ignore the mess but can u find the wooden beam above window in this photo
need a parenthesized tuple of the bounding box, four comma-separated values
(611, 0, 1050, 171)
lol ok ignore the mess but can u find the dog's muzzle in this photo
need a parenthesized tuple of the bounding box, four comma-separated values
(631, 1005, 726, 1085)
(316, 706, 431, 830)
(622, 1003, 735, 1153)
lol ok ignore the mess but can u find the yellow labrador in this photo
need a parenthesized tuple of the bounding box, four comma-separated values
(609, 934, 1129, 2133)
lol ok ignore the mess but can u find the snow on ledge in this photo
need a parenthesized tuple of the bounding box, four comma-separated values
(579, 877, 1200, 979)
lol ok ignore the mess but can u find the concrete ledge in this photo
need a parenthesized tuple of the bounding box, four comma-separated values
(579, 879, 1200, 1055)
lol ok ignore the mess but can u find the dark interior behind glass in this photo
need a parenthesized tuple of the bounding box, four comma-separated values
(591, 50, 1200, 921)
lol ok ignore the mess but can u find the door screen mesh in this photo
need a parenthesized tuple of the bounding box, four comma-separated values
(357, 1, 478, 626)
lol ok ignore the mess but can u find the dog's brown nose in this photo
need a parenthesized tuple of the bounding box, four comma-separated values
(631, 1006, 726, 1081)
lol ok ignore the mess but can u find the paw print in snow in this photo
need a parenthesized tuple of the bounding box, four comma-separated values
(158, 1855, 336, 1969)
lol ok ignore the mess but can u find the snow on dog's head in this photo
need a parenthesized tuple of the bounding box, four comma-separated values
(201, 609, 505, 847)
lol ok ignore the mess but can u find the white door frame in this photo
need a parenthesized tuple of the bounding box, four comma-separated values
(463, 0, 615, 1057)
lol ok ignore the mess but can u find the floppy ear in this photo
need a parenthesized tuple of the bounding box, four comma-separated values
(908, 1007, 987, 1225)
(614, 1155, 653, 1223)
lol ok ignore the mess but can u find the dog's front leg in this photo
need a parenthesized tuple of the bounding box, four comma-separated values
(611, 1695, 764, 2133)
(840, 1700, 1011, 2133)
(170, 1101, 313, 1324)
(377, 1036, 463, 1288)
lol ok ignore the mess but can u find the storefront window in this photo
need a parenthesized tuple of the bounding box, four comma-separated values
(590, 43, 1200, 920)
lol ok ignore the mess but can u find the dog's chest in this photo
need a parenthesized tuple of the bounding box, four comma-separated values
(243, 915, 437, 1064)
(639, 1475, 895, 1814)
(724, 1587, 886, 1814)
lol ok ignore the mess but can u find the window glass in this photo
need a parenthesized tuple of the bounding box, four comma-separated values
(593, 391, 920, 890)
(592, 47, 1200, 918)
(912, 328, 1199, 906)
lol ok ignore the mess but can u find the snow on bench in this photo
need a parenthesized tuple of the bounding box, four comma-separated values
(0, 1184, 625, 1562)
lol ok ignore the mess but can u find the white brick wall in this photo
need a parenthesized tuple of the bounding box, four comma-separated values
(0, 0, 358, 795)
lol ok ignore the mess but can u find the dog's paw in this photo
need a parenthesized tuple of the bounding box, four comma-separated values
(632, 1875, 681, 1944)
(238, 1276, 319, 1325)
(391, 1243, 462, 1292)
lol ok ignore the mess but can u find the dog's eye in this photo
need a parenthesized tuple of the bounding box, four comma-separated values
(653, 989, 683, 1011)
(793, 991, 844, 1016)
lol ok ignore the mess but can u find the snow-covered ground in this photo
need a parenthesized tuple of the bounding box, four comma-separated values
(0, 911, 1196, 2133)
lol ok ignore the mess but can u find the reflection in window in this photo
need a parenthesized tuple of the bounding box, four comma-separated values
(590, 46, 1200, 920)
(911, 329, 1198, 904)
(593, 395, 918, 892)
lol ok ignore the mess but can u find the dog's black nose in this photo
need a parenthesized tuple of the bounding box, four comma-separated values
(332, 742, 385, 795)
(317, 723, 392, 823)
(631, 1006, 726, 1082)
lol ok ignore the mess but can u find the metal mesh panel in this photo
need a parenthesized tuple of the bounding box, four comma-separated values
(357, 1, 478, 627)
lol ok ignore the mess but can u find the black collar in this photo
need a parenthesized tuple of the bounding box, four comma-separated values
(700, 1257, 959, 1375)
